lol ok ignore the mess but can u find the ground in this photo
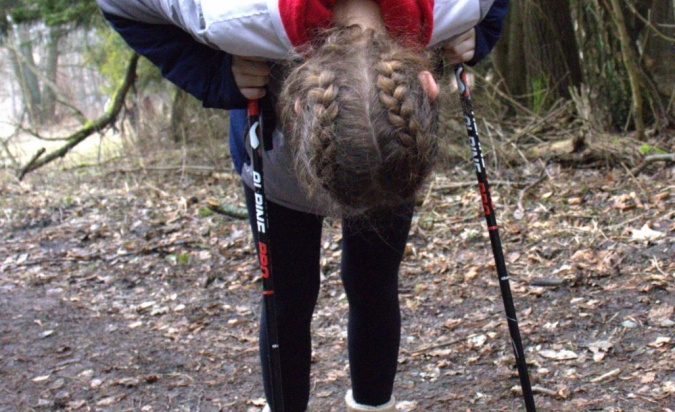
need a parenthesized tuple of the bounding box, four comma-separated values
(1, 146, 674, 412)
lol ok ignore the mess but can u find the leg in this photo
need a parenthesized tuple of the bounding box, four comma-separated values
(340, 202, 414, 407)
(244, 185, 323, 412)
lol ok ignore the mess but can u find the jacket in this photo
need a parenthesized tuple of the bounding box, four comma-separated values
(98, 0, 508, 214)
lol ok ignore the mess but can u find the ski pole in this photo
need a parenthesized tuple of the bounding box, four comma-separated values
(453, 65, 537, 412)
(248, 100, 285, 412)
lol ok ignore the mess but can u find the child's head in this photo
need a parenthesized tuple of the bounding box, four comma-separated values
(279, 26, 439, 212)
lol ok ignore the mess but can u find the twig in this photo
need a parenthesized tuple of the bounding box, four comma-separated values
(1, 135, 20, 169)
(624, 2, 675, 43)
(631, 153, 675, 175)
(469, 67, 537, 117)
(410, 336, 466, 356)
(590, 368, 621, 383)
(531, 386, 559, 397)
(20, 148, 47, 176)
(206, 198, 248, 219)
(17, 53, 140, 180)
(517, 173, 549, 212)
(17, 125, 73, 142)
(5, 42, 88, 124)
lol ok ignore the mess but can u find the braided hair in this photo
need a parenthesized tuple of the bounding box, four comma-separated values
(279, 26, 439, 212)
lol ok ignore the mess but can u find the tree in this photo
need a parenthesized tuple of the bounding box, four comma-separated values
(643, 0, 675, 120)
(520, 0, 583, 111)
(493, 0, 528, 106)
(492, 0, 583, 115)
(1, 0, 100, 125)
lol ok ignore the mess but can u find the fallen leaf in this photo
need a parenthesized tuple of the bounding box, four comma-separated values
(32, 375, 50, 383)
(96, 396, 116, 406)
(396, 400, 418, 412)
(648, 337, 671, 348)
(248, 398, 266, 406)
(67, 400, 86, 410)
(463, 266, 479, 282)
(648, 305, 674, 325)
(115, 377, 139, 387)
(630, 224, 665, 241)
(640, 372, 656, 384)
(468, 334, 487, 349)
(587, 341, 613, 362)
(649, 191, 670, 204)
(539, 349, 578, 360)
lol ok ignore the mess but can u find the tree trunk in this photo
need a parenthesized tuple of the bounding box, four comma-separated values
(609, 0, 646, 139)
(644, 0, 675, 116)
(493, 0, 528, 107)
(521, 0, 583, 110)
(11, 24, 42, 126)
(170, 88, 189, 143)
(42, 27, 63, 124)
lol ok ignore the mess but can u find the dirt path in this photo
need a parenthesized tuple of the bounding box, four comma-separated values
(1, 162, 673, 411)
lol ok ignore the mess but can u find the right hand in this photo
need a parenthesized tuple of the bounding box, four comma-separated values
(440, 29, 476, 65)
(232, 56, 270, 100)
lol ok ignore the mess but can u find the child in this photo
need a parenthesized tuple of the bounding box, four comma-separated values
(96, 1, 507, 410)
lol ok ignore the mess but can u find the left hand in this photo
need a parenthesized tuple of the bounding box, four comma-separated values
(441, 29, 476, 65)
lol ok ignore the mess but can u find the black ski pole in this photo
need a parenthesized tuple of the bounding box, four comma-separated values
(248, 100, 285, 412)
(453, 65, 536, 412)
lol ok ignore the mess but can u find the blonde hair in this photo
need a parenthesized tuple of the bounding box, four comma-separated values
(279, 26, 439, 212)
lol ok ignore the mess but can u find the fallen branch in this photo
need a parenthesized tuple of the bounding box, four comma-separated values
(631, 153, 675, 175)
(17, 53, 140, 181)
(409, 336, 466, 356)
(21, 148, 46, 174)
(206, 198, 248, 219)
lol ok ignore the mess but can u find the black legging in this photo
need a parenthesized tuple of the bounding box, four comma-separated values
(244, 185, 413, 412)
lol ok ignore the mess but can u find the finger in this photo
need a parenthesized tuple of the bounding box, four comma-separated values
(239, 87, 267, 100)
(443, 50, 475, 65)
(233, 73, 269, 88)
(232, 56, 271, 76)
(445, 40, 473, 56)
(442, 30, 473, 49)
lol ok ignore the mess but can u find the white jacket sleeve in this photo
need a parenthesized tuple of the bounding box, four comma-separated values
(96, 0, 296, 59)
(429, 0, 496, 47)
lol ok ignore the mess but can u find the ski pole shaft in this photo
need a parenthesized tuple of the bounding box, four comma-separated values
(453, 65, 536, 412)
(248, 100, 285, 412)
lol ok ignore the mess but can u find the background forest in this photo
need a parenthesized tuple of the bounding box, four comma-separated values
(0, 0, 674, 173)
(0, 1, 674, 412)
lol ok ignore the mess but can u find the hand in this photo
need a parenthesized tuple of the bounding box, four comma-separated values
(441, 29, 476, 65)
(232, 56, 270, 100)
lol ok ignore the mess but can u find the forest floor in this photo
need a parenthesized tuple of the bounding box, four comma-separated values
(1, 132, 674, 412)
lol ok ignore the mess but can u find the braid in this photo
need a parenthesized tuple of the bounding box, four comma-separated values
(375, 58, 419, 148)
(305, 69, 339, 179)
(278, 26, 439, 213)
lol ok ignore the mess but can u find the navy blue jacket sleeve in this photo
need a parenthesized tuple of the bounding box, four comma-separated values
(102, 12, 248, 110)
(468, 0, 508, 65)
